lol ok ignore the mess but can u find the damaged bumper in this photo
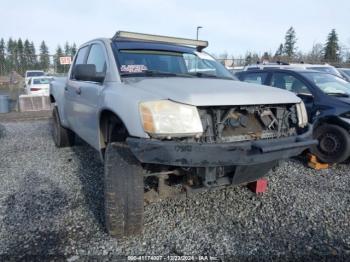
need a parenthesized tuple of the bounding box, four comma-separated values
(126, 124, 317, 167)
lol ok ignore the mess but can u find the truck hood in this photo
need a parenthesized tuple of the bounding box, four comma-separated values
(126, 78, 301, 106)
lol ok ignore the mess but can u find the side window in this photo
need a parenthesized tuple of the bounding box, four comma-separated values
(271, 73, 311, 95)
(242, 72, 268, 85)
(86, 44, 107, 74)
(71, 46, 89, 79)
(75, 46, 89, 65)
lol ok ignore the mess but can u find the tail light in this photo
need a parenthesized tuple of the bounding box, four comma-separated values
(30, 88, 41, 91)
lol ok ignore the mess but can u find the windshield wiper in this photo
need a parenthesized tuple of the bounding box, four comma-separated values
(192, 72, 233, 80)
(327, 92, 350, 97)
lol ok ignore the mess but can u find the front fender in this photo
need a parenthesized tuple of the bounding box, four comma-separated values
(50, 77, 69, 127)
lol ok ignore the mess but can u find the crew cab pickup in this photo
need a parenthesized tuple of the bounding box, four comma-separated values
(50, 31, 317, 237)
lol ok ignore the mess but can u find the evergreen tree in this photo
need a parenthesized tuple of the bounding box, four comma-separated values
(274, 43, 284, 58)
(17, 38, 25, 74)
(0, 38, 6, 75)
(7, 38, 17, 71)
(54, 45, 64, 73)
(39, 41, 50, 71)
(23, 39, 32, 72)
(64, 41, 71, 56)
(283, 27, 297, 58)
(29, 41, 37, 69)
(324, 29, 340, 62)
(71, 43, 77, 57)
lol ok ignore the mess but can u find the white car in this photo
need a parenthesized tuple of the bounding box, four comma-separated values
(24, 70, 45, 86)
(26, 76, 51, 96)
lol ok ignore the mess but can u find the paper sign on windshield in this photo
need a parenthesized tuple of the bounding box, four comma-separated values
(120, 65, 148, 73)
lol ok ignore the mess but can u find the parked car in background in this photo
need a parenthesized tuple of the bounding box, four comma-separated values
(236, 68, 350, 164)
(50, 31, 316, 238)
(24, 70, 45, 86)
(26, 76, 51, 95)
(244, 63, 343, 78)
(338, 68, 350, 82)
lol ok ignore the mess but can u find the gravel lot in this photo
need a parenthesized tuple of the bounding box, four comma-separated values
(0, 119, 349, 261)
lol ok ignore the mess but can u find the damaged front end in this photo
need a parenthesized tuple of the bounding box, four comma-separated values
(127, 104, 316, 202)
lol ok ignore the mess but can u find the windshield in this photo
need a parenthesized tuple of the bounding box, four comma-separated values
(116, 50, 234, 80)
(27, 71, 44, 77)
(341, 69, 350, 77)
(306, 66, 342, 77)
(302, 72, 350, 96)
(33, 78, 50, 85)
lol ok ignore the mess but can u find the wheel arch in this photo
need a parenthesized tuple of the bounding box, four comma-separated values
(314, 115, 350, 132)
(99, 109, 130, 154)
(50, 94, 56, 103)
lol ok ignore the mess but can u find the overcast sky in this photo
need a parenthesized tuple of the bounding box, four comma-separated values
(1, 0, 349, 56)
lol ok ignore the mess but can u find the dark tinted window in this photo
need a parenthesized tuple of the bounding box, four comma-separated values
(86, 44, 107, 73)
(27, 72, 44, 77)
(241, 72, 268, 85)
(271, 72, 311, 94)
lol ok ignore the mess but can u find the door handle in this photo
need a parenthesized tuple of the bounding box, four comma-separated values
(76, 87, 81, 95)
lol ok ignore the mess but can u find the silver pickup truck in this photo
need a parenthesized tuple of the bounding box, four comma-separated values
(50, 31, 317, 237)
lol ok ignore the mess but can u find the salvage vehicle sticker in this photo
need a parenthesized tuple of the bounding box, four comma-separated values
(120, 65, 148, 73)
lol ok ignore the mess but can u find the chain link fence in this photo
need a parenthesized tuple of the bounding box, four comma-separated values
(217, 57, 350, 68)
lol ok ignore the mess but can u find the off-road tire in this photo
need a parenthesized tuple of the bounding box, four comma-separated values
(311, 124, 350, 164)
(52, 107, 75, 147)
(104, 142, 144, 237)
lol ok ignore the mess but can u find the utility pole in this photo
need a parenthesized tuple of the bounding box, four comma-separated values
(196, 26, 203, 40)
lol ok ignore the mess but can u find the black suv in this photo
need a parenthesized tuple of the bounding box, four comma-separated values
(236, 68, 350, 164)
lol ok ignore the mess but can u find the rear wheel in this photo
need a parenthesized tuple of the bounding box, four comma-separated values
(104, 142, 144, 237)
(52, 107, 75, 147)
(311, 124, 350, 164)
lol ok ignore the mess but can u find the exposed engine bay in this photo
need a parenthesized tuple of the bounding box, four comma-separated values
(143, 104, 303, 202)
(197, 104, 299, 143)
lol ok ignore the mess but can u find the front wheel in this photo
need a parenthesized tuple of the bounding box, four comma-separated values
(104, 142, 144, 238)
(311, 124, 350, 164)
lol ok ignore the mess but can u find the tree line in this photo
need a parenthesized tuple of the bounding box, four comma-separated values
(217, 28, 350, 66)
(0, 38, 77, 76)
(1, 28, 349, 76)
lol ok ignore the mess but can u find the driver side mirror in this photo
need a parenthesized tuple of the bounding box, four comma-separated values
(74, 64, 105, 83)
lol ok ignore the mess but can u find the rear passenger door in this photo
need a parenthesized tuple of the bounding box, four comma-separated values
(238, 72, 269, 85)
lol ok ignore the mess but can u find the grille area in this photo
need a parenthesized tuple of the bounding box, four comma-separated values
(197, 104, 298, 143)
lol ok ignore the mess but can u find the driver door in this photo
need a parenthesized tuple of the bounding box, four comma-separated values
(270, 72, 315, 121)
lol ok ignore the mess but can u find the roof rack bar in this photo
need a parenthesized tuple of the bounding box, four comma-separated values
(113, 31, 208, 51)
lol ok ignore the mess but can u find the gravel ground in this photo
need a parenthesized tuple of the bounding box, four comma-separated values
(0, 120, 350, 261)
